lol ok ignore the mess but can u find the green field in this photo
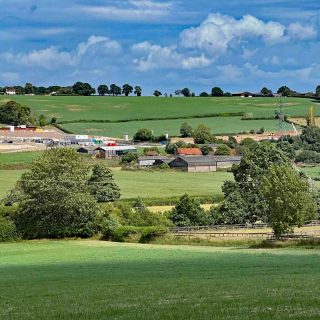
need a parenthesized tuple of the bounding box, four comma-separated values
(5, 96, 317, 122)
(0, 169, 231, 199)
(0, 151, 43, 165)
(1, 240, 320, 320)
(61, 117, 294, 137)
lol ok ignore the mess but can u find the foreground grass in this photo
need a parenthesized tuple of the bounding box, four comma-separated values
(0, 240, 320, 320)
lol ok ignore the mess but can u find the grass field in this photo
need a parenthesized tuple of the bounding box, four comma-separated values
(1, 240, 320, 320)
(0, 151, 43, 165)
(5, 96, 317, 122)
(0, 169, 231, 199)
(61, 117, 294, 137)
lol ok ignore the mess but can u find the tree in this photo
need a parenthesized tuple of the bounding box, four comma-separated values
(180, 122, 193, 137)
(175, 89, 182, 96)
(72, 82, 95, 96)
(260, 87, 272, 95)
(215, 144, 231, 156)
(24, 83, 34, 94)
(169, 194, 208, 226)
(134, 128, 153, 141)
(38, 114, 46, 127)
(97, 85, 109, 96)
(315, 85, 320, 97)
(193, 124, 212, 144)
(122, 84, 133, 96)
(211, 87, 224, 97)
(276, 141, 295, 160)
(277, 86, 292, 97)
(120, 152, 139, 165)
(88, 164, 120, 202)
(0, 100, 32, 125)
(181, 88, 191, 97)
(153, 90, 162, 97)
(199, 92, 209, 97)
(134, 86, 142, 96)
(14, 149, 99, 239)
(109, 84, 121, 96)
(262, 164, 317, 238)
(200, 145, 212, 155)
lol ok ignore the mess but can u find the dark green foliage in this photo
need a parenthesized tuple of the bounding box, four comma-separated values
(0, 100, 32, 125)
(0, 217, 18, 242)
(260, 87, 272, 95)
(134, 86, 142, 96)
(88, 164, 121, 202)
(139, 226, 168, 243)
(295, 150, 320, 163)
(72, 82, 96, 96)
(38, 114, 46, 127)
(256, 127, 265, 134)
(15, 149, 99, 239)
(211, 87, 224, 96)
(193, 124, 212, 144)
(200, 145, 212, 155)
(181, 88, 191, 97)
(276, 141, 296, 160)
(109, 84, 122, 96)
(277, 85, 292, 96)
(169, 194, 209, 226)
(97, 85, 109, 96)
(120, 152, 139, 164)
(143, 147, 159, 155)
(122, 84, 133, 96)
(180, 122, 193, 137)
(134, 128, 153, 141)
(153, 90, 162, 97)
(215, 144, 231, 156)
(50, 117, 57, 124)
(300, 127, 320, 152)
(316, 85, 320, 96)
(199, 92, 209, 97)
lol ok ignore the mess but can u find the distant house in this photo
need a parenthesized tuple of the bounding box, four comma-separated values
(76, 146, 97, 155)
(176, 148, 202, 156)
(232, 92, 253, 98)
(96, 145, 137, 158)
(211, 156, 242, 169)
(169, 156, 216, 172)
(5, 88, 16, 95)
(138, 156, 171, 167)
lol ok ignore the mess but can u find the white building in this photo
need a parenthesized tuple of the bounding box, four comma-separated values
(5, 88, 16, 95)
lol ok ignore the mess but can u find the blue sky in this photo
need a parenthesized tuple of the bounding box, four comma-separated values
(1, 0, 320, 94)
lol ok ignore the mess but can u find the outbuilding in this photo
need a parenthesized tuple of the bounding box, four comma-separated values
(96, 145, 137, 158)
(138, 156, 171, 167)
(211, 156, 242, 169)
(169, 156, 216, 172)
(76, 146, 97, 155)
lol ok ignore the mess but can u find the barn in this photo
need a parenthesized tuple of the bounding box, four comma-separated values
(76, 146, 97, 155)
(169, 156, 216, 172)
(211, 156, 242, 169)
(138, 156, 171, 167)
(96, 145, 137, 158)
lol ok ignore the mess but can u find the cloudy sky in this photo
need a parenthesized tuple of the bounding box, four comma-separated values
(1, 0, 320, 94)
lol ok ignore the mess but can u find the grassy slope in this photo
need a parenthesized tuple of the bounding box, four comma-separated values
(1, 240, 320, 320)
(5, 96, 316, 122)
(0, 169, 231, 199)
(0, 151, 43, 164)
(61, 117, 294, 137)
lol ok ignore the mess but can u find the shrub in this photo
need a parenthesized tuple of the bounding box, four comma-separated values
(139, 226, 168, 243)
(0, 217, 18, 242)
(215, 144, 231, 156)
(193, 124, 212, 144)
(120, 152, 139, 164)
(296, 150, 320, 164)
(200, 145, 212, 155)
(134, 128, 153, 141)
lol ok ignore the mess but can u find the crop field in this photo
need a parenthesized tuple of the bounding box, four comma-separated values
(1, 240, 320, 320)
(0, 151, 43, 165)
(6, 96, 317, 122)
(0, 168, 231, 199)
(61, 117, 294, 137)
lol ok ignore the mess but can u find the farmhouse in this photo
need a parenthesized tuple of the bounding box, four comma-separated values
(211, 156, 242, 169)
(76, 146, 97, 155)
(96, 145, 137, 158)
(5, 88, 16, 95)
(232, 92, 253, 98)
(176, 148, 202, 156)
(138, 156, 171, 167)
(169, 156, 216, 172)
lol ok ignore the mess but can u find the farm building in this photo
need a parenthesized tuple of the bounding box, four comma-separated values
(211, 156, 242, 169)
(169, 156, 216, 172)
(138, 156, 171, 167)
(76, 146, 97, 155)
(176, 148, 202, 156)
(5, 88, 16, 95)
(96, 145, 137, 158)
(232, 92, 253, 98)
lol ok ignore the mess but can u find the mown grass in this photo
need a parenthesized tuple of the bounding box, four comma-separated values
(7, 96, 316, 122)
(0, 240, 320, 320)
(0, 151, 43, 165)
(60, 117, 294, 137)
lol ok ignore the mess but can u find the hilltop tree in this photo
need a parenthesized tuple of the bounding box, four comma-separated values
(199, 92, 209, 97)
(180, 122, 193, 137)
(211, 87, 224, 97)
(181, 88, 191, 97)
(134, 86, 142, 96)
(277, 86, 292, 97)
(25, 83, 34, 94)
(193, 124, 212, 144)
(262, 164, 317, 238)
(88, 164, 120, 202)
(175, 89, 182, 96)
(122, 84, 133, 96)
(109, 84, 122, 96)
(97, 84, 109, 96)
(260, 87, 272, 95)
(153, 90, 162, 97)
(72, 82, 96, 96)
(14, 149, 99, 239)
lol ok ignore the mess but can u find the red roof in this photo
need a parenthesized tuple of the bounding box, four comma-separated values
(176, 148, 202, 156)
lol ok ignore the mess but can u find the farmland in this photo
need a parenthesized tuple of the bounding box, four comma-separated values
(1, 240, 320, 320)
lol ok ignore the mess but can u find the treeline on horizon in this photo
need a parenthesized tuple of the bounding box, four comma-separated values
(1, 82, 320, 98)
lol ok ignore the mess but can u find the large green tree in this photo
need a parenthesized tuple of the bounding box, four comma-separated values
(193, 124, 212, 144)
(277, 86, 292, 97)
(109, 84, 121, 96)
(134, 86, 142, 96)
(122, 84, 133, 96)
(72, 82, 96, 96)
(262, 164, 317, 238)
(211, 87, 224, 96)
(88, 164, 121, 202)
(0, 100, 32, 125)
(97, 84, 109, 96)
(15, 149, 99, 239)
(180, 122, 193, 137)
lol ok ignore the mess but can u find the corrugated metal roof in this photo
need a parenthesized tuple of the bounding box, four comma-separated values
(176, 156, 216, 166)
(211, 156, 242, 162)
(96, 146, 137, 151)
(138, 156, 170, 161)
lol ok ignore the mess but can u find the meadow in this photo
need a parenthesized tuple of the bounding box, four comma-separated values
(0, 240, 320, 320)
(5, 95, 316, 122)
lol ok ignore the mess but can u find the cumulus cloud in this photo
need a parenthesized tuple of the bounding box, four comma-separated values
(287, 23, 317, 40)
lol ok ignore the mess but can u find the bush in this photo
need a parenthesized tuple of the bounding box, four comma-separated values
(134, 128, 153, 141)
(0, 217, 18, 242)
(139, 226, 168, 243)
(296, 150, 320, 164)
(200, 145, 212, 155)
(215, 144, 231, 156)
(120, 152, 139, 164)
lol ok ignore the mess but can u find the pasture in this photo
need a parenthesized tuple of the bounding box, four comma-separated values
(1, 240, 320, 320)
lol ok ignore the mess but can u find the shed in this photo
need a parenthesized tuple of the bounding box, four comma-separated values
(211, 156, 242, 169)
(76, 146, 97, 155)
(96, 145, 137, 158)
(138, 156, 171, 167)
(169, 156, 216, 172)
(176, 148, 202, 156)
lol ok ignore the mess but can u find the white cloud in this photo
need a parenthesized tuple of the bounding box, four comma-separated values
(263, 55, 281, 65)
(287, 23, 317, 40)
(181, 55, 211, 69)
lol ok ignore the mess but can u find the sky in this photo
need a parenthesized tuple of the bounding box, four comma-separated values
(0, 0, 320, 95)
